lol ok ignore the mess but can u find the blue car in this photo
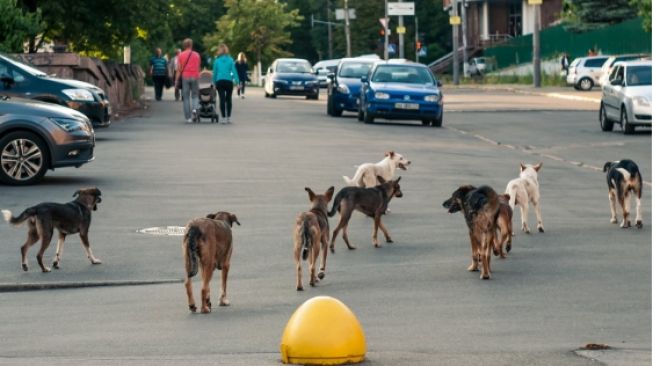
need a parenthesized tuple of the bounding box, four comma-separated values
(326, 58, 375, 117)
(264, 58, 319, 100)
(358, 60, 443, 126)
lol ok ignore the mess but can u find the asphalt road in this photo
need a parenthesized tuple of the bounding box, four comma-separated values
(0, 87, 650, 365)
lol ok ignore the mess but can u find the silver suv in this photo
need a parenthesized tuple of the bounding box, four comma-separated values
(566, 55, 610, 91)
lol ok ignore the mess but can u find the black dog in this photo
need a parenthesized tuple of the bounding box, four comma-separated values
(2, 187, 103, 272)
(443, 185, 500, 280)
(328, 176, 402, 251)
(603, 159, 643, 228)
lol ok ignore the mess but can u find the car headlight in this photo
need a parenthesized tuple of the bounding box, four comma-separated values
(62, 89, 95, 102)
(50, 117, 90, 133)
(374, 92, 390, 100)
(425, 93, 442, 103)
(633, 96, 650, 107)
(336, 84, 350, 94)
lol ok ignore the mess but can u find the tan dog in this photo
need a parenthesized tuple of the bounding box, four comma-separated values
(183, 211, 240, 314)
(294, 187, 334, 291)
(2, 187, 103, 272)
(494, 193, 513, 258)
(505, 162, 544, 234)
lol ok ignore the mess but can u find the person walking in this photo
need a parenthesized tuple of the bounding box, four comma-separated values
(560, 52, 570, 76)
(235, 52, 249, 99)
(176, 39, 201, 123)
(168, 48, 181, 101)
(149, 48, 168, 101)
(212, 44, 239, 124)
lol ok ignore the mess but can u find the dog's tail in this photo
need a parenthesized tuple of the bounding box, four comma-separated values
(300, 216, 312, 261)
(342, 175, 355, 186)
(184, 225, 202, 278)
(506, 184, 518, 210)
(1, 208, 35, 226)
(327, 190, 345, 217)
(343, 165, 365, 187)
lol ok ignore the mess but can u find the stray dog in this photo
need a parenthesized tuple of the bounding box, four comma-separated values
(183, 211, 240, 313)
(603, 159, 643, 228)
(329, 176, 402, 250)
(495, 193, 513, 258)
(505, 162, 544, 234)
(1, 188, 103, 272)
(343, 151, 410, 188)
(293, 187, 334, 291)
(443, 185, 500, 280)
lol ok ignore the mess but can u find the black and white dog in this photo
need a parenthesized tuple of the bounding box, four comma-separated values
(603, 159, 643, 229)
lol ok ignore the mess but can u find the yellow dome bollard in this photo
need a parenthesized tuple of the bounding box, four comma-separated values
(280, 296, 366, 365)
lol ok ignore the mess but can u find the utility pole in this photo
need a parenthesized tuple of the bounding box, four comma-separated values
(532, 2, 541, 87)
(384, 0, 389, 60)
(415, 16, 419, 63)
(452, 0, 460, 85)
(398, 0, 404, 58)
(344, 0, 352, 57)
(327, 0, 333, 59)
(461, 0, 468, 77)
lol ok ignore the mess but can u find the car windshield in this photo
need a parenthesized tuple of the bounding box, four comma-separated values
(626, 66, 652, 86)
(1, 55, 47, 77)
(371, 65, 435, 84)
(277, 61, 312, 73)
(339, 62, 373, 78)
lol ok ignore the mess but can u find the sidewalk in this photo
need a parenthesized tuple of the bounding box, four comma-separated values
(446, 84, 602, 104)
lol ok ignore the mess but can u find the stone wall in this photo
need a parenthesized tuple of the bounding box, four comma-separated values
(11, 53, 145, 117)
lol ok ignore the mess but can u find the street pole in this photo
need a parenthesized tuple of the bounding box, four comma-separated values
(461, 0, 468, 77)
(532, 2, 541, 87)
(344, 0, 352, 57)
(452, 0, 460, 85)
(384, 0, 389, 60)
(398, 0, 404, 59)
(415, 16, 419, 63)
(327, 0, 333, 59)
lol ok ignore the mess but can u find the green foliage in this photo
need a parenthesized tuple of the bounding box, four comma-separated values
(0, 0, 42, 53)
(204, 0, 302, 67)
(630, 0, 652, 31)
(563, 0, 638, 32)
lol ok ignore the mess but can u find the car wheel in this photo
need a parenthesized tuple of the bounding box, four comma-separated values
(0, 131, 49, 185)
(271, 92, 277, 99)
(599, 103, 614, 131)
(578, 77, 593, 91)
(363, 108, 374, 124)
(621, 106, 635, 135)
(432, 114, 443, 127)
(421, 119, 430, 126)
(327, 95, 334, 116)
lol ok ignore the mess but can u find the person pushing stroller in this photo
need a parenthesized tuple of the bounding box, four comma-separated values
(212, 44, 239, 124)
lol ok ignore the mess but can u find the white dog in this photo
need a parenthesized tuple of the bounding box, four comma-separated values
(505, 162, 543, 234)
(343, 151, 410, 188)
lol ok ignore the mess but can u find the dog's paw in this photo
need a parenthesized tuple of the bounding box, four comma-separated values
(53, 261, 60, 269)
(467, 264, 479, 272)
(500, 253, 508, 259)
(22, 264, 28, 272)
(219, 299, 230, 307)
(90, 258, 102, 265)
(296, 286, 304, 291)
(538, 227, 544, 233)
(636, 220, 643, 229)
(330, 246, 335, 254)
(200, 307, 211, 314)
(317, 271, 325, 280)
(386, 238, 394, 243)
(347, 245, 357, 250)
(506, 244, 512, 253)
(188, 304, 197, 313)
(42, 267, 51, 273)
(621, 221, 631, 229)
(481, 274, 491, 280)
(610, 218, 618, 224)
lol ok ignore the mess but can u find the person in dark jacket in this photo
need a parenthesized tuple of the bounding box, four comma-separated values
(149, 48, 168, 101)
(235, 52, 249, 99)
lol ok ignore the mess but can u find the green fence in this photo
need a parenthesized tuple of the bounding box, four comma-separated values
(485, 18, 651, 69)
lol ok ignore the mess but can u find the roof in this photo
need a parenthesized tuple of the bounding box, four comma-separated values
(613, 60, 652, 67)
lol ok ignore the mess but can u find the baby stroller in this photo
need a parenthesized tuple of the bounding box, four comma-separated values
(195, 70, 219, 123)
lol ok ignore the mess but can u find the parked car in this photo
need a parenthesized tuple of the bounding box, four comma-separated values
(597, 54, 649, 87)
(358, 59, 443, 126)
(312, 59, 340, 88)
(0, 96, 95, 185)
(0, 54, 110, 128)
(566, 55, 610, 91)
(264, 58, 319, 99)
(599, 60, 651, 134)
(326, 58, 375, 117)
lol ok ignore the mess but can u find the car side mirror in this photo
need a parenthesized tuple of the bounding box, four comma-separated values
(361, 75, 368, 83)
(436, 80, 443, 87)
(610, 79, 624, 86)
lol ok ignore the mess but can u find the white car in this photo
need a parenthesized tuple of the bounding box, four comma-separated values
(312, 59, 340, 88)
(599, 60, 651, 134)
(597, 54, 648, 87)
(566, 55, 610, 91)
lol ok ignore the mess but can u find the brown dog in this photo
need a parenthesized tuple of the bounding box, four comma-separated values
(183, 211, 240, 313)
(494, 193, 513, 258)
(328, 176, 402, 251)
(294, 187, 334, 291)
(442, 185, 500, 280)
(2, 187, 103, 272)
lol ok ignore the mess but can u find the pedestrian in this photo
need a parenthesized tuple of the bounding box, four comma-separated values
(560, 52, 569, 76)
(169, 48, 181, 101)
(212, 43, 239, 124)
(176, 39, 201, 123)
(235, 52, 249, 99)
(149, 48, 168, 101)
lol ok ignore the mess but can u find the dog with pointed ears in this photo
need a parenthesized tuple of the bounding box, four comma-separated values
(343, 151, 410, 188)
(505, 162, 544, 234)
(603, 159, 643, 229)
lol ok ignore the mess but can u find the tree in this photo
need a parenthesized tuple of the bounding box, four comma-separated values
(204, 0, 302, 72)
(0, 0, 42, 53)
(563, 0, 638, 32)
(630, 0, 651, 31)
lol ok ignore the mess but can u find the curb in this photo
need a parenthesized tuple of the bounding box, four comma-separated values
(446, 85, 601, 104)
(0, 279, 182, 293)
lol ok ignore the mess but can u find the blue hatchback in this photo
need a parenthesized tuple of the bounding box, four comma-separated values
(358, 60, 443, 126)
(326, 58, 375, 117)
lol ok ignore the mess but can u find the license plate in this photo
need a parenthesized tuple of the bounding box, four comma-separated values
(290, 86, 303, 90)
(395, 102, 419, 110)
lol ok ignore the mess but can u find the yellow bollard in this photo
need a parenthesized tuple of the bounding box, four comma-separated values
(280, 296, 366, 365)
